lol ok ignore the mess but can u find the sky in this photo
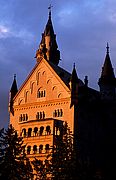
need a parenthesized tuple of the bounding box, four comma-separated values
(0, 0, 116, 128)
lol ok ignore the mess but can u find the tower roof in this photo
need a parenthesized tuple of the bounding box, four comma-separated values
(98, 43, 116, 86)
(71, 63, 79, 83)
(10, 74, 18, 93)
(101, 43, 115, 78)
(36, 6, 60, 65)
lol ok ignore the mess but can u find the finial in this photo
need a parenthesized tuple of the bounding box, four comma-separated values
(106, 42, 109, 54)
(14, 74, 16, 79)
(73, 63, 75, 69)
(48, 4, 53, 18)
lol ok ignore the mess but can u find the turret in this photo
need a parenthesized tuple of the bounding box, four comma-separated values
(98, 43, 116, 100)
(9, 74, 18, 115)
(70, 63, 79, 108)
(36, 5, 60, 65)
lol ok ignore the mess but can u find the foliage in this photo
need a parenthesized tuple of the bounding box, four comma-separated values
(0, 124, 33, 180)
(32, 122, 104, 180)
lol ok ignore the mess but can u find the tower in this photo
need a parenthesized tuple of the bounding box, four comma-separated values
(98, 43, 116, 100)
(35, 6, 60, 65)
(9, 74, 18, 115)
(9, 8, 76, 162)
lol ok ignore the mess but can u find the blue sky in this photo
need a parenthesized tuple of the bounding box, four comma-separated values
(0, 0, 116, 128)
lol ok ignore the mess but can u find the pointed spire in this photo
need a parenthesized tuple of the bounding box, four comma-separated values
(10, 74, 18, 98)
(100, 43, 115, 80)
(9, 74, 18, 115)
(70, 63, 79, 108)
(36, 7, 60, 65)
(71, 63, 78, 83)
(98, 44, 116, 100)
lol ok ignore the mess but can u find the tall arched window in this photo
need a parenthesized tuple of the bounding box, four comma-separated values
(46, 126, 51, 135)
(28, 128, 32, 137)
(33, 145, 37, 154)
(45, 144, 49, 153)
(39, 145, 43, 153)
(31, 82, 35, 94)
(37, 72, 40, 85)
(27, 146, 31, 154)
(22, 128, 26, 137)
(25, 91, 29, 103)
(40, 126, 44, 136)
(34, 127, 38, 136)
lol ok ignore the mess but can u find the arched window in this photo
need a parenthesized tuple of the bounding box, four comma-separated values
(34, 127, 38, 136)
(39, 145, 43, 153)
(33, 145, 37, 154)
(25, 91, 29, 103)
(27, 146, 31, 154)
(45, 144, 49, 153)
(40, 126, 44, 136)
(28, 128, 32, 137)
(31, 82, 35, 94)
(37, 89, 46, 98)
(46, 126, 51, 135)
(22, 128, 26, 138)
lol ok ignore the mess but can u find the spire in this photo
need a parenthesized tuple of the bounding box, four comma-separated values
(99, 43, 115, 84)
(36, 6, 60, 65)
(71, 63, 78, 83)
(98, 44, 116, 100)
(10, 74, 18, 100)
(70, 63, 79, 108)
(9, 74, 18, 115)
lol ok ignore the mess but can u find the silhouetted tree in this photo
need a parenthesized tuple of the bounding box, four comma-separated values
(0, 124, 33, 180)
(32, 122, 104, 180)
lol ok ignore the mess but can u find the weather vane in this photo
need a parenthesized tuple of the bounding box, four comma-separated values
(48, 4, 53, 16)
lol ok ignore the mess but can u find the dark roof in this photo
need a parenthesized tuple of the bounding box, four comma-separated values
(48, 61, 71, 88)
(101, 53, 115, 79)
(49, 61, 84, 88)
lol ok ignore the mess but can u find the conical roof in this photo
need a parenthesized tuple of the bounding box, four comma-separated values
(10, 74, 18, 98)
(99, 43, 115, 86)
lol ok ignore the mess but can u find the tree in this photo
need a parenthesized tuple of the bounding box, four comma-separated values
(0, 124, 33, 180)
(32, 122, 75, 180)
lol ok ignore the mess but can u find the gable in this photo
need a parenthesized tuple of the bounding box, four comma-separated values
(14, 59, 71, 106)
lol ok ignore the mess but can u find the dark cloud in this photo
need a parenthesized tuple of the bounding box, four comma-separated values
(0, 0, 116, 128)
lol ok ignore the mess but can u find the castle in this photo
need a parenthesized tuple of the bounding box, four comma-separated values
(9, 8, 116, 177)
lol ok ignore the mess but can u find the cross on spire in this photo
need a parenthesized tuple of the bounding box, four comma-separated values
(48, 4, 53, 17)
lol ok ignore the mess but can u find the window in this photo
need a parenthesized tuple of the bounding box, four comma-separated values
(36, 111, 45, 120)
(46, 126, 51, 135)
(39, 145, 43, 153)
(37, 89, 46, 98)
(34, 127, 38, 136)
(40, 126, 44, 136)
(53, 109, 63, 117)
(33, 145, 37, 154)
(45, 144, 50, 153)
(27, 146, 31, 154)
(22, 128, 26, 137)
(19, 114, 28, 122)
(28, 128, 32, 137)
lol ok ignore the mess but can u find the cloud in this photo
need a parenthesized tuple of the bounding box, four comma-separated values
(0, 25, 10, 38)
